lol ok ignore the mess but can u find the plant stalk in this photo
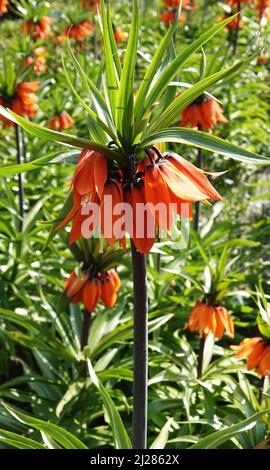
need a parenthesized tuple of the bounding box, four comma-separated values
(258, 376, 266, 405)
(193, 146, 203, 232)
(80, 310, 91, 351)
(197, 336, 205, 379)
(15, 124, 24, 231)
(131, 240, 148, 449)
(233, 0, 241, 55)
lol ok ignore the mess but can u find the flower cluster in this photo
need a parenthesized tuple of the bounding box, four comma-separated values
(232, 337, 270, 376)
(49, 111, 74, 130)
(0, 82, 40, 127)
(64, 268, 121, 312)
(24, 47, 47, 74)
(160, 0, 195, 25)
(187, 300, 235, 339)
(57, 148, 221, 254)
(181, 96, 228, 130)
(0, 0, 8, 15)
(21, 17, 53, 40)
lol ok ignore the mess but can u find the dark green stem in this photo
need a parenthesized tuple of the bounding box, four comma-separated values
(258, 376, 266, 405)
(131, 240, 148, 449)
(233, 0, 241, 55)
(15, 124, 24, 231)
(80, 310, 91, 351)
(193, 146, 203, 232)
(197, 336, 205, 379)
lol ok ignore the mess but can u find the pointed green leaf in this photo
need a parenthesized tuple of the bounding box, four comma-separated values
(139, 127, 270, 164)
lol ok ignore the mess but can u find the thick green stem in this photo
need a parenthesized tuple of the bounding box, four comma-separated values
(15, 124, 24, 231)
(197, 336, 205, 379)
(131, 241, 148, 449)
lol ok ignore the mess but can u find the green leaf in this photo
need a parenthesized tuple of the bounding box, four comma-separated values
(190, 410, 270, 449)
(87, 359, 131, 449)
(148, 53, 257, 131)
(116, 0, 139, 144)
(0, 106, 122, 162)
(0, 428, 45, 449)
(65, 41, 117, 141)
(135, 14, 238, 131)
(100, 0, 119, 121)
(150, 418, 173, 449)
(140, 127, 269, 164)
(1, 401, 88, 449)
(134, 5, 180, 131)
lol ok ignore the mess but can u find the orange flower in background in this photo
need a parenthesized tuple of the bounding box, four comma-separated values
(181, 96, 228, 130)
(64, 268, 121, 312)
(81, 0, 99, 11)
(49, 111, 74, 130)
(0, 0, 8, 15)
(220, 14, 244, 30)
(226, 0, 250, 5)
(188, 301, 235, 339)
(163, 0, 195, 9)
(160, 10, 186, 24)
(232, 337, 270, 376)
(21, 17, 52, 40)
(56, 147, 222, 254)
(0, 82, 40, 127)
(68, 21, 94, 41)
(257, 55, 267, 65)
(255, 0, 270, 14)
(24, 47, 47, 74)
(114, 30, 129, 43)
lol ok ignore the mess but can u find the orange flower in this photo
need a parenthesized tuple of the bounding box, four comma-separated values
(0, 81, 40, 127)
(226, 0, 250, 5)
(68, 21, 94, 41)
(257, 55, 267, 65)
(160, 10, 186, 24)
(64, 268, 121, 312)
(255, 0, 270, 14)
(49, 111, 74, 130)
(81, 0, 99, 11)
(181, 96, 228, 130)
(21, 17, 52, 40)
(56, 146, 222, 254)
(24, 47, 47, 74)
(220, 14, 244, 30)
(188, 301, 234, 339)
(163, 0, 195, 9)
(0, 0, 8, 15)
(114, 30, 129, 43)
(232, 337, 270, 376)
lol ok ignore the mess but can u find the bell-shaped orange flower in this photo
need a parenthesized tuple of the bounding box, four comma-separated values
(181, 96, 228, 130)
(49, 111, 74, 130)
(81, 0, 99, 11)
(187, 301, 235, 339)
(24, 47, 47, 74)
(0, 0, 8, 15)
(160, 10, 186, 24)
(68, 21, 94, 41)
(0, 82, 40, 127)
(255, 0, 270, 14)
(21, 17, 52, 40)
(232, 337, 270, 376)
(64, 268, 121, 312)
(144, 152, 222, 230)
(163, 0, 195, 8)
(56, 145, 222, 254)
(220, 15, 244, 30)
(114, 30, 129, 43)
